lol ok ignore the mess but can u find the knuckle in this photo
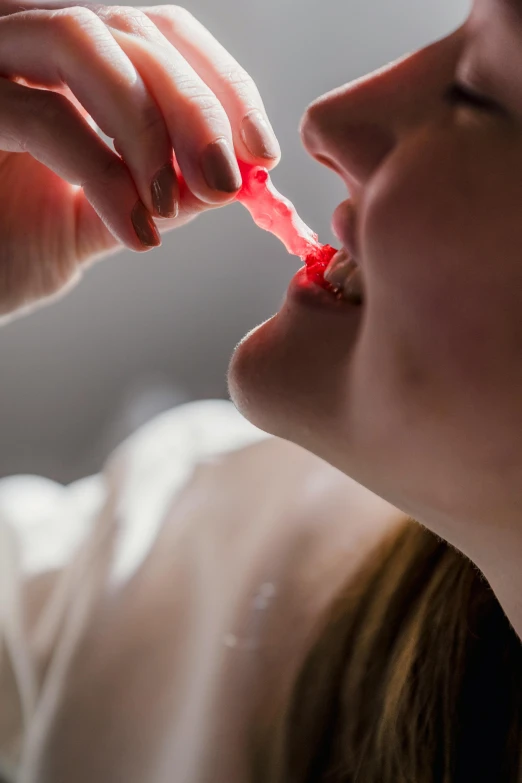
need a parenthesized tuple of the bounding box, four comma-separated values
(148, 4, 194, 31)
(31, 89, 70, 125)
(165, 4, 194, 23)
(47, 7, 123, 78)
(96, 5, 155, 37)
(219, 66, 259, 103)
(47, 6, 110, 56)
(137, 102, 167, 138)
(182, 92, 224, 124)
(83, 4, 106, 14)
(222, 67, 254, 92)
(77, 4, 107, 17)
(95, 153, 126, 183)
(49, 5, 101, 35)
(172, 73, 221, 115)
(81, 152, 126, 192)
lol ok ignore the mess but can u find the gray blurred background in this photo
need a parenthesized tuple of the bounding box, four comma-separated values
(0, 0, 469, 483)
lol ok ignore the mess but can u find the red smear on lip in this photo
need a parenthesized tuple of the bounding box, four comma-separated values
(236, 161, 336, 288)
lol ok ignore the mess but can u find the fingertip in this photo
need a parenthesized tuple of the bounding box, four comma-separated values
(133, 242, 158, 253)
(240, 110, 281, 163)
(151, 161, 180, 219)
(261, 152, 281, 172)
(131, 200, 161, 249)
(201, 138, 242, 194)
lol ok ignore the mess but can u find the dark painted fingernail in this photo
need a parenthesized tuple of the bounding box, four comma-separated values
(131, 200, 160, 248)
(241, 110, 281, 160)
(201, 138, 242, 193)
(151, 161, 179, 218)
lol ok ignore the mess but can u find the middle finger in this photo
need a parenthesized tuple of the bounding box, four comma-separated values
(96, 4, 243, 204)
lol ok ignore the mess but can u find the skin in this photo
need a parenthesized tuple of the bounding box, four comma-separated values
(229, 0, 522, 640)
(0, 0, 280, 318)
(2, 0, 521, 639)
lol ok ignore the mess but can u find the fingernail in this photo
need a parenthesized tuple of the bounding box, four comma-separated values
(151, 161, 179, 218)
(241, 110, 280, 160)
(131, 200, 160, 247)
(201, 138, 242, 193)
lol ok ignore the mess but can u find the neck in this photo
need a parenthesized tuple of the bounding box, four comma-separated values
(478, 548, 522, 642)
(423, 503, 522, 643)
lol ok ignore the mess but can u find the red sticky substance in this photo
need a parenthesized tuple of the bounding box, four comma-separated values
(236, 161, 337, 286)
(303, 243, 338, 286)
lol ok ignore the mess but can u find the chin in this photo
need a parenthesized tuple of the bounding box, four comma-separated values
(228, 293, 363, 460)
(228, 314, 300, 441)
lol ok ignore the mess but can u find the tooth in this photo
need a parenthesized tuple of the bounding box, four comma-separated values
(324, 248, 358, 290)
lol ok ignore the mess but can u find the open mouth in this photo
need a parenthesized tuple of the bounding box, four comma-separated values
(236, 161, 364, 306)
(304, 245, 364, 305)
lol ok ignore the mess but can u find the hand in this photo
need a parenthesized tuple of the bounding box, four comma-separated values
(0, 0, 280, 317)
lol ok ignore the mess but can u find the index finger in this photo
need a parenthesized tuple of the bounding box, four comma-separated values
(142, 5, 281, 168)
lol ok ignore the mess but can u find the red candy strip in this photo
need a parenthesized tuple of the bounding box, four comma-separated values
(236, 161, 337, 285)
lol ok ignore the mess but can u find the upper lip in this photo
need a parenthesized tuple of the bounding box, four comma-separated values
(331, 199, 359, 263)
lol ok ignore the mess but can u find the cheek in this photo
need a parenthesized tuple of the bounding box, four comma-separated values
(358, 147, 464, 413)
(362, 134, 472, 323)
(363, 123, 522, 316)
(357, 128, 522, 425)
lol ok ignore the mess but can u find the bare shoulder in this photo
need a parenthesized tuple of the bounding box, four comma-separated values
(188, 435, 409, 739)
(181, 433, 408, 649)
(26, 432, 408, 782)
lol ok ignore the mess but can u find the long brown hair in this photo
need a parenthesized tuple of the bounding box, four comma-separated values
(258, 519, 522, 782)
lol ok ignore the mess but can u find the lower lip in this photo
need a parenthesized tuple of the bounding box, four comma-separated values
(287, 266, 363, 314)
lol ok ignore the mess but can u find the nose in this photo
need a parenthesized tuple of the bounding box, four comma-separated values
(300, 30, 463, 191)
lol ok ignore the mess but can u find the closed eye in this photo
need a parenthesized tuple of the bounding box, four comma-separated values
(445, 82, 503, 114)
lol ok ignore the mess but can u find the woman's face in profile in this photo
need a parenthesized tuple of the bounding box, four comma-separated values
(229, 0, 522, 534)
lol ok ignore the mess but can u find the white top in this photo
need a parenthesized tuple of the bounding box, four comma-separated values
(0, 400, 405, 783)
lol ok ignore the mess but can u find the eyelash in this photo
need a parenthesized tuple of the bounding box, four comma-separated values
(445, 82, 502, 113)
